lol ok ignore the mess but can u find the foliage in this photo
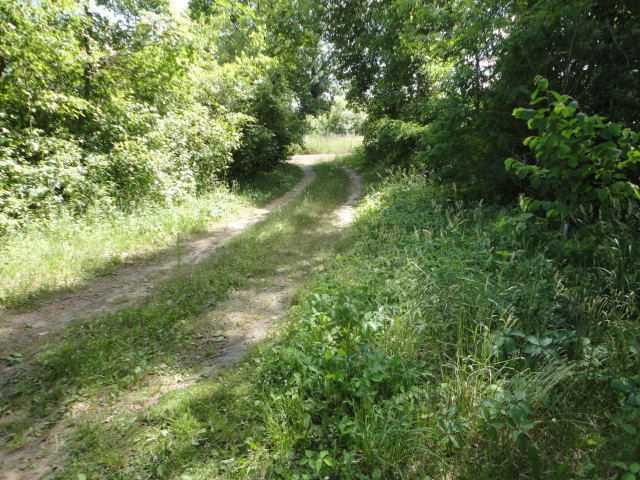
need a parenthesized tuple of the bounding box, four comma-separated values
(0, 163, 302, 307)
(361, 118, 427, 170)
(189, 0, 332, 117)
(306, 98, 366, 135)
(295, 134, 363, 155)
(231, 73, 305, 177)
(259, 169, 638, 479)
(0, 0, 324, 234)
(2, 1, 640, 478)
(8, 160, 632, 479)
(0, 164, 350, 465)
(323, 0, 640, 197)
(504, 77, 640, 234)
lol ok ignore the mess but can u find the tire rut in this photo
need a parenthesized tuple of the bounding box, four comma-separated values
(0, 154, 363, 480)
(0, 159, 315, 382)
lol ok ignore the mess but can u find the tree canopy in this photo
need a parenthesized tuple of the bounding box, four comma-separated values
(0, 0, 332, 232)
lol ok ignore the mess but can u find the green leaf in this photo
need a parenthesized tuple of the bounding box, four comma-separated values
(502, 337, 517, 354)
(630, 464, 640, 474)
(604, 148, 622, 158)
(608, 123, 622, 136)
(515, 431, 528, 452)
(551, 91, 563, 102)
(621, 473, 635, 480)
(528, 117, 547, 131)
(557, 143, 571, 159)
(509, 404, 524, 420)
(535, 76, 549, 92)
(514, 108, 536, 120)
(562, 100, 579, 117)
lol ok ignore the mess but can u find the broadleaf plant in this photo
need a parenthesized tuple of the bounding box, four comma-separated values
(503, 76, 640, 236)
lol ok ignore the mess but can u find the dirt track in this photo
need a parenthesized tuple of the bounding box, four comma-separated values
(0, 157, 321, 379)
(0, 154, 362, 480)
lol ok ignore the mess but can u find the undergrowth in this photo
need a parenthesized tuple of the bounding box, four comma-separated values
(0, 163, 303, 308)
(0, 164, 350, 454)
(62, 163, 640, 479)
(4, 158, 639, 479)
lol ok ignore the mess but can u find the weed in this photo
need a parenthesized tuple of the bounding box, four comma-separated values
(0, 163, 303, 308)
(0, 164, 349, 457)
(4, 157, 638, 479)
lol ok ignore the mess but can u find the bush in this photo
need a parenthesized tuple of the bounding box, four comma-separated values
(503, 77, 640, 239)
(152, 106, 244, 194)
(306, 98, 366, 135)
(0, 132, 105, 231)
(413, 96, 514, 199)
(361, 117, 427, 169)
(231, 74, 305, 177)
(0, 0, 312, 236)
(251, 170, 640, 478)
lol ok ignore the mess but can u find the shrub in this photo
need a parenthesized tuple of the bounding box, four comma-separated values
(152, 106, 244, 194)
(231, 74, 305, 177)
(413, 96, 512, 199)
(503, 76, 640, 237)
(306, 98, 366, 135)
(0, 132, 105, 231)
(361, 117, 427, 169)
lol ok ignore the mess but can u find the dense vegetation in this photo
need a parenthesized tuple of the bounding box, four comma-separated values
(310, 1, 638, 476)
(1, 0, 639, 479)
(19, 154, 636, 479)
(0, 0, 336, 304)
(323, 0, 640, 196)
(0, 0, 328, 234)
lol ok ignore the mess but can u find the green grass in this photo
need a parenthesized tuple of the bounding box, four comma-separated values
(0, 164, 350, 453)
(0, 163, 303, 308)
(45, 159, 639, 479)
(3, 157, 638, 479)
(296, 134, 363, 154)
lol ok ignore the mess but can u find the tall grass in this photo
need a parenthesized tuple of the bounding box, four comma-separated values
(296, 134, 363, 154)
(4, 159, 637, 479)
(1, 164, 350, 452)
(0, 164, 303, 307)
(48, 166, 638, 479)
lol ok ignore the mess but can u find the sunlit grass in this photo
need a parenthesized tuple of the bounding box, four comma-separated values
(296, 134, 363, 154)
(0, 163, 303, 308)
(3, 154, 635, 479)
(1, 164, 350, 457)
(51, 163, 639, 479)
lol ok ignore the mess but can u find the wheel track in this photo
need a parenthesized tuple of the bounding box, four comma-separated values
(0, 159, 316, 378)
(1, 154, 363, 480)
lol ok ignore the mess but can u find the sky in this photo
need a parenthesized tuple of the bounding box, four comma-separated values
(170, 0, 190, 13)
